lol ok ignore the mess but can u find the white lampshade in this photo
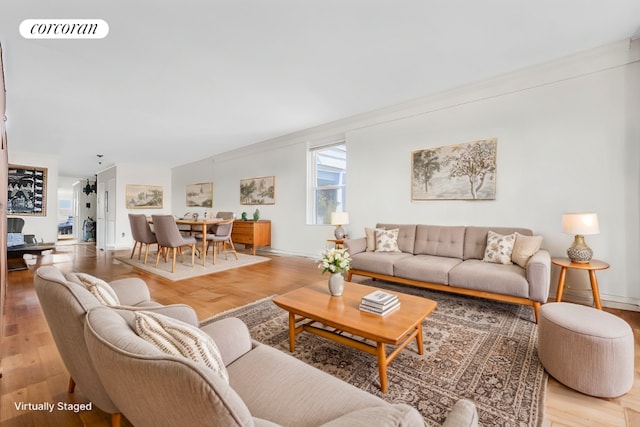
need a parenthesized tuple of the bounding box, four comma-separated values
(331, 212, 349, 226)
(562, 213, 600, 235)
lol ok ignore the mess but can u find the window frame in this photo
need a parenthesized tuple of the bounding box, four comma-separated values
(307, 139, 346, 225)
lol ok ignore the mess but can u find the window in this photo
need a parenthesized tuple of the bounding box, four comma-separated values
(308, 141, 346, 225)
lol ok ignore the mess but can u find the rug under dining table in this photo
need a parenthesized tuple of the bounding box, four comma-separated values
(114, 251, 270, 281)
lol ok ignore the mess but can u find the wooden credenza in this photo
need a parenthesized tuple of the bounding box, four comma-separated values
(232, 220, 271, 255)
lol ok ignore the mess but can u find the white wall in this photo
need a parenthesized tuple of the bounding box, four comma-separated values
(96, 162, 172, 250)
(172, 40, 640, 308)
(7, 151, 59, 243)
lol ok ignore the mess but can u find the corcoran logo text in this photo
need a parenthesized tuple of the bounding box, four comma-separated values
(20, 19, 109, 39)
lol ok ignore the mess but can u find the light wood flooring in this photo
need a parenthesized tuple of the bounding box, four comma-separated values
(1, 243, 639, 426)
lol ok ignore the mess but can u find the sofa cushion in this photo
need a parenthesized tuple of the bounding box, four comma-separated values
(511, 232, 543, 268)
(375, 229, 401, 253)
(414, 225, 465, 258)
(351, 252, 413, 276)
(482, 231, 516, 265)
(133, 311, 229, 384)
(377, 224, 417, 254)
(228, 343, 389, 427)
(394, 255, 462, 284)
(448, 259, 529, 298)
(463, 226, 532, 260)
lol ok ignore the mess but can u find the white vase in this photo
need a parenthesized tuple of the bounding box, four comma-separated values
(328, 272, 344, 296)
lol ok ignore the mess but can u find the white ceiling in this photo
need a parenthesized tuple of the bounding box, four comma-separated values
(2, 1, 639, 179)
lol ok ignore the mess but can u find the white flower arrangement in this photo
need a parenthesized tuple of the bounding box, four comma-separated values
(318, 247, 352, 274)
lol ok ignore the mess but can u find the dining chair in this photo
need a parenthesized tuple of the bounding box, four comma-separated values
(191, 211, 235, 236)
(128, 214, 158, 264)
(151, 215, 197, 273)
(196, 219, 238, 264)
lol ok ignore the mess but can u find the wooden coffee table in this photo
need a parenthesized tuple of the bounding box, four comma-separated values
(272, 280, 437, 392)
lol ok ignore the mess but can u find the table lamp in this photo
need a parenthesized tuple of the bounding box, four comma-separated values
(562, 212, 599, 263)
(330, 212, 349, 240)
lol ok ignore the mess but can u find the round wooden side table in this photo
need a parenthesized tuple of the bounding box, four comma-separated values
(551, 257, 610, 310)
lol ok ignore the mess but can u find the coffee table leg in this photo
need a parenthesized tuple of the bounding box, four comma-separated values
(288, 312, 296, 352)
(416, 325, 424, 355)
(376, 343, 388, 393)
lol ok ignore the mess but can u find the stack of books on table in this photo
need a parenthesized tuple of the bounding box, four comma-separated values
(359, 290, 400, 316)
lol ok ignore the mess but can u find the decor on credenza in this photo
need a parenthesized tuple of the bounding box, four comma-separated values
(240, 176, 275, 205)
(125, 184, 163, 209)
(186, 182, 213, 207)
(562, 212, 600, 263)
(330, 211, 349, 239)
(412, 138, 497, 200)
(318, 247, 352, 296)
(8, 164, 47, 216)
(252, 208, 260, 221)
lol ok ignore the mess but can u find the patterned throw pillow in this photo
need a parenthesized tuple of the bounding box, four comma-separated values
(482, 231, 516, 264)
(375, 228, 401, 253)
(134, 311, 229, 384)
(511, 232, 543, 268)
(74, 273, 121, 306)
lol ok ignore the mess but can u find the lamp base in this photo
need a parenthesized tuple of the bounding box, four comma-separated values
(334, 225, 346, 240)
(567, 234, 593, 263)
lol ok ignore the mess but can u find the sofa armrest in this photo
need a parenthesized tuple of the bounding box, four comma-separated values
(143, 304, 199, 326)
(526, 249, 551, 303)
(319, 404, 424, 427)
(112, 304, 200, 326)
(442, 399, 479, 427)
(110, 277, 152, 306)
(344, 237, 366, 255)
(199, 317, 253, 366)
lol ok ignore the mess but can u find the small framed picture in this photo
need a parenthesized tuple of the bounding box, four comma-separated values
(240, 176, 275, 205)
(126, 184, 163, 209)
(186, 182, 213, 207)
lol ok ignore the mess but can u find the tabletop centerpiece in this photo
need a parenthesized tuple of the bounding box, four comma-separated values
(318, 247, 352, 296)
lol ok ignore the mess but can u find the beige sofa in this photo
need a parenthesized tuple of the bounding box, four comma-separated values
(84, 306, 479, 427)
(345, 224, 551, 322)
(36, 265, 479, 426)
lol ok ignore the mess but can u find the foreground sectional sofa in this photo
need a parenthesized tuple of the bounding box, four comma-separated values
(36, 266, 479, 426)
(345, 224, 551, 322)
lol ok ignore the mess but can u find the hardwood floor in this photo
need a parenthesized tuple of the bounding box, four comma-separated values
(1, 243, 639, 426)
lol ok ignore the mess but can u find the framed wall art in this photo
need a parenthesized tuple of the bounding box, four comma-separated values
(240, 176, 275, 205)
(7, 164, 47, 216)
(412, 138, 497, 200)
(186, 182, 213, 207)
(126, 184, 163, 209)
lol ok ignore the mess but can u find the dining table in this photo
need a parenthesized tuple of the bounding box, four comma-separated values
(173, 217, 225, 266)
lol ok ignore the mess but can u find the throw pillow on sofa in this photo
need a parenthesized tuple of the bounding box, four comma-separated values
(68, 272, 121, 306)
(134, 311, 229, 384)
(375, 228, 401, 253)
(482, 230, 516, 264)
(365, 227, 385, 252)
(511, 232, 543, 268)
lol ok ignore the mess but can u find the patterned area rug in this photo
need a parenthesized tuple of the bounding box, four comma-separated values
(203, 280, 547, 426)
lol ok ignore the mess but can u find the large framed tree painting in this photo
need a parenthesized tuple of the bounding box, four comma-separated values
(412, 138, 497, 200)
(7, 164, 47, 215)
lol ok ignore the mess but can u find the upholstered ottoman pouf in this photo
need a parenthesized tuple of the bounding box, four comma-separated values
(538, 302, 634, 398)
